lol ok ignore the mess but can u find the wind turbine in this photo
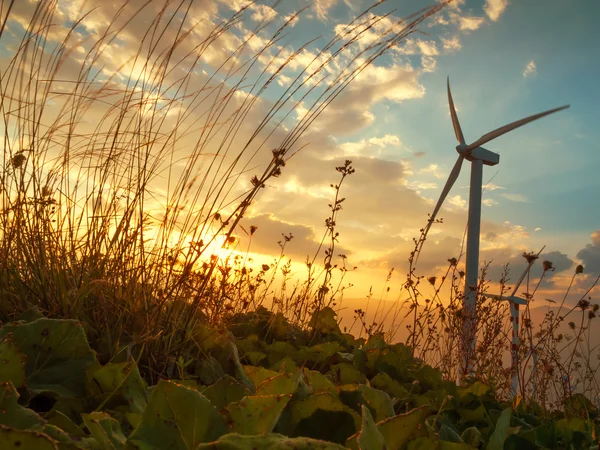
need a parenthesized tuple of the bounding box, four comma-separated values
(481, 246, 545, 398)
(420, 77, 569, 378)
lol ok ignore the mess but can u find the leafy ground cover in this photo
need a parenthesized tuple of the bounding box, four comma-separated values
(0, 305, 598, 449)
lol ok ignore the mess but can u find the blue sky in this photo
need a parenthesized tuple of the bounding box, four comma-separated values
(4, 0, 599, 306)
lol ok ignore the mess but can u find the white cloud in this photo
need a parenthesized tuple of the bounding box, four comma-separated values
(483, 198, 498, 207)
(419, 164, 444, 179)
(338, 134, 402, 157)
(441, 36, 462, 52)
(523, 60, 537, 78)
(501, 193, 528, 203)
(483, 182, 505, 191)
(421, 56, 437, 73)
(284, 13, 300, 27)
(448, 195, 467, 209)
(458, 15, 486, 31)
(250, 4, 277, 22)
(484, 0, 509, 22)
(314, 0, 338, 21)
(534, 227, 542, 232)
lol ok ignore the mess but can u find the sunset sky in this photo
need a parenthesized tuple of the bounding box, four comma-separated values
(235, 0, 600, 305)
(4, 0, 599, 310)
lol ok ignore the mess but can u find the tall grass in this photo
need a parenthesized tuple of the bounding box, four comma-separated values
(0, 0, 451, 383)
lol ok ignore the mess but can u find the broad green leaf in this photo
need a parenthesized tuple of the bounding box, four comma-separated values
(304, 369, 336, 392)
(45, 410, 86, 437)
(82, 411, 126, 449)
(0, 381, 46, 430)
(0, 334, 26, 388)
(87, 361, 147, 414)
(486, 407, 512, 450)
(195, 432, 347, 449)
(201, 375, 251, 410)
(0, 424, 57, 450)
(0, 319, 96, 398)
(346, 405, 386, 450)
(226, 394, 291, 434)
(378, 405, 428, 450)
(308, 307, 342, 335)
(242, 365, 280, 387)
(125, 380, 227, 450)
(439, 424, 463, 443)
(256, 371, 301, 396)
(281, 391, 360, 444)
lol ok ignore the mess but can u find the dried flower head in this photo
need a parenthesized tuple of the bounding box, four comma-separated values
(542, 260, 554, 272)
(575, 264, 584, 274)
(11, 153, 26, 168)
(522, 252, 539, 264)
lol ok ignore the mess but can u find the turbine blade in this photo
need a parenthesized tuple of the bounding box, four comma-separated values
(447, 77, 465, 145)
(466, 105, 570, 151)
(415, 155, 464, 264)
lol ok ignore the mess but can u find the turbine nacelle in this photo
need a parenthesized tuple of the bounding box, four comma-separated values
(465, 146, 499, 166)
(455, 143, 499, 166)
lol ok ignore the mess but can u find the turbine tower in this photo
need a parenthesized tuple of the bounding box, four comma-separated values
(419, 77, 569, 378)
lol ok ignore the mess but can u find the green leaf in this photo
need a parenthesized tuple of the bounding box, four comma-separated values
(338, 385, 394, 422)
(45, 410, 87, 437)
(504, 433, 537, 450)
(486, 407, 512, 450)
(308, 307, 342, 335)
(0, 424, 57, 450)
(370, 372, 409, 399)
(82, 411, 126, 449)
(304, 370, 335, 392)
(225, 394, 291, 434)
(407, 436, 440, 450)
(87, 361, 147, 414)
(439, 424, 463, 443)
(348, 405, 386, 450)
(0, 334, 26, 389)
(201, 375, 251, 410)
(42, 424, 100, 450)
(328, 363, 366, 385)
(280, 391, 360, 444)
(460, 426, 482, 447)
(125, 380, 227, 450)
(377, 405, 428, 450)
(242, 365, 280, 387)
(255, 371, 301, 396)
(270, 356, 297, 374)
(195, 432, 347, 449)
(0, 319, 96, 398)
(0, 381, 46, 430)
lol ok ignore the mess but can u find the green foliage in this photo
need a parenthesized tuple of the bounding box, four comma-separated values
(0, 313, 596, 449)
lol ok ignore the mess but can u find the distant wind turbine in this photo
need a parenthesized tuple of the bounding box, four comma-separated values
(419, 77, 569, 377)
(482, 246, 545, 398)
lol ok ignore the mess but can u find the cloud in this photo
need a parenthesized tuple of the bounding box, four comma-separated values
(457, 15, 486, 31)
(441, 36, 462, 52)
(418, 164, 445, 179)
(523, 60, 537, 78)
(448, 195, 467, 209)
(484, 0, 509, 22)
(576, 230, 600, 274)
(238, 213, 351, 261)
(479, 248, 574, 286)
(500, 193, 528, 203)
(314, 0, 339, 21)
(421, 56, 437, 73)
